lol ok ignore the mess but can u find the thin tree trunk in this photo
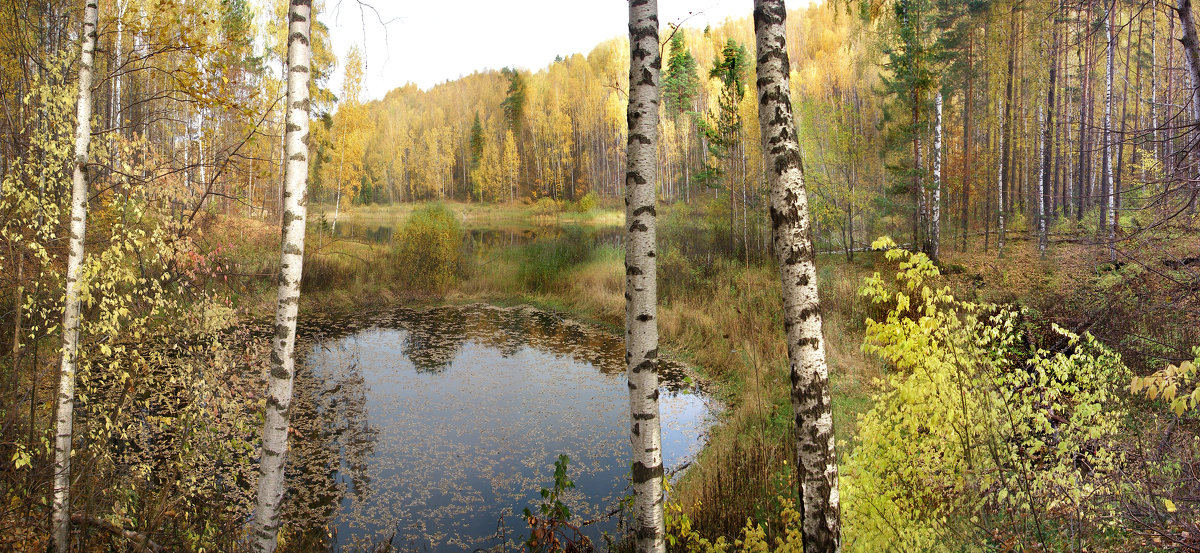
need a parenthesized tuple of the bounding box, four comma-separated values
(51, 1, 99, 550)
(932, 90, 942, 262)
(1077, 4, 1094, 219)
(912, 93, 921, 250)
(1176, 0, 1200, 212)
(1153, 8, 1160, 163)
(1104, 5, 1116, 261)
(1039, 105, 1049, 254)
(624, 2, 665, 551)
(1003, 3, 1018, 219)
(252, 2, 312, 551)
(961, 33, 974, 252)
(998, 95, 1007, 258)
(1178, 0, 1200, 122)
(753, 2, 840, 550)
(1041, 18, 1058, 255)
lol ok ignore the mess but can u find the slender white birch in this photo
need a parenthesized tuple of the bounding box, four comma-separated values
(1038, 105, 1048, 254)
(252, 1, 312, 551)
(1041, 20, 1058, 256)
(932, 90, 943, 262)
(1104, 6, 1116, 261)
(1179, 0, 1200, 124)
(51, 1, 100, 551)
(753, 1, 840, 550)
(624, 1, 665, 552)
(997, 97, 1007, 258)
(1177, 0, 1200, 211)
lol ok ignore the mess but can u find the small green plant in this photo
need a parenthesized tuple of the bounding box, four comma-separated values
(664, 475, 806, 553)
(523, 454, 593, 552)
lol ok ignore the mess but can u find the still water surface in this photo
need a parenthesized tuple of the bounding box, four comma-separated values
(283, 304, 715, 551)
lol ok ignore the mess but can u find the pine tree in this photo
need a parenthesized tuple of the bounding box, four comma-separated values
(663, 32, 699, 120)
(699, 39, 749, 255)
(876, 0, 937, 251)
(469, 112, 485, 200)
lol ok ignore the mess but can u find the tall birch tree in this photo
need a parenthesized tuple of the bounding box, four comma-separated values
(1177, 0, 1200, 125)
(996, 96, 1007, 258)
(252, 1, 312, 551)
(1103, 4, 1116, 261)
(624, 1, 665, 552)
(1040, 18, 1058, 256)
(50, 1, 100, 550)
(753, 1, 841, 551)
(931, 89, 942, 262)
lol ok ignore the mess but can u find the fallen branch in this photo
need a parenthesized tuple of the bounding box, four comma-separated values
(70, 514, 163, 553)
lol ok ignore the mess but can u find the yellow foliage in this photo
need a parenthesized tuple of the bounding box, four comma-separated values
(845, 237, 1130, 551)
(1132, 350, 1200, 416)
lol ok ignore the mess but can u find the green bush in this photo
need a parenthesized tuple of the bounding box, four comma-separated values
(393, 203, 464, 291)
(575, 191, 598, 213)
(532, 196, 561, 217)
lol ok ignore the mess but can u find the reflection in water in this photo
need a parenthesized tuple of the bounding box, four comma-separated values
(282, 304, 715, 552)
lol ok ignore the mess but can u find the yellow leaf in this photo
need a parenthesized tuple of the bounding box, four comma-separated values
(1165, 499, 1177, 513)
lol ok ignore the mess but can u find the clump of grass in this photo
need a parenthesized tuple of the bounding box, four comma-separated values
(513, 227, 594, 292)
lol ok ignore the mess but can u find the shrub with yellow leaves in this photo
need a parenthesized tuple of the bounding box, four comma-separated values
(842, 237, 1130, 552)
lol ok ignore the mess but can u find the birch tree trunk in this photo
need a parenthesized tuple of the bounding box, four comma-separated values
(1176, 0, 1200, 210)
(997, 97, 1007, 258)
(1041, 22, 1058, 256)
(252, 1, 312, 551)
(51, 1, 99, 550)
(961, 34, 973, 253)
(1178, 0, 1200, 123)
(1152, 10, 1160, 162)
(1103, 6, 1116, 261)
(932, 90, 942, 262)
(624, 1, 665, 551)
(1039, 105, 1048, 254)
(753, 1, 840, 550)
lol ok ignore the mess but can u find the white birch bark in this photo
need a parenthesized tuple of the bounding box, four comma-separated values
(753, 1, 840, 550)
(252, 1, 312, 551)
(1152, 10, 1159, 154)
(624, 1, 665, 552)
(1041, 21, 1058, 256)
(51, 1, 99, 550)
(1177, 0, 1200, 211)
(932, 90, 942, 262)
(997, 97, 1007, 258)
(1104, 7, 1116, 261)
(1039, 105, 1048, 254)
(1179, 0, 1200, 123)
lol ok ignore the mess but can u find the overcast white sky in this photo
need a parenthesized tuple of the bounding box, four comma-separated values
(318, 0, 817, 101)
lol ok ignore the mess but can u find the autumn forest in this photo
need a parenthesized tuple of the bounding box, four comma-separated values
(1, 0, 1199, 552)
